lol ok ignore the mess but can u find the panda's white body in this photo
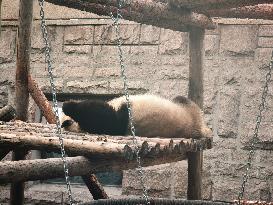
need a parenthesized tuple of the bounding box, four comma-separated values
(61, 94, 211, 139)
(108, 94, 209, 138)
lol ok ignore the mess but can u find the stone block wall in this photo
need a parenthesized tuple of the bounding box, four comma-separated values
(0, 0, 273, 202)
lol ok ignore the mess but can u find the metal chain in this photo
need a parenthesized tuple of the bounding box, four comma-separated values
(38, 1, 75, 204)
(110, 2, 150, 204)
(237, 52, 273, 204)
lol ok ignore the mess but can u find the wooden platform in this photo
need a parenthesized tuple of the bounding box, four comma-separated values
(0, 120, 212, 183)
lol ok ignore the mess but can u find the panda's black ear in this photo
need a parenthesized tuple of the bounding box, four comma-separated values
(172, 96, 191, 105)
(62, 101, 77, 116)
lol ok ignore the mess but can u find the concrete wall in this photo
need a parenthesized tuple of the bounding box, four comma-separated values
(0, 0, 273, 202)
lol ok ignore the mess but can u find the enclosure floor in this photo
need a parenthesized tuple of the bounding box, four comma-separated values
(0, 183, 123, 204)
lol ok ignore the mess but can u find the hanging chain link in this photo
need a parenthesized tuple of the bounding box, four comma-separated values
(237, 53, 273, 204)
(110, 1, 150, 204)
(38, 1, 75, 204)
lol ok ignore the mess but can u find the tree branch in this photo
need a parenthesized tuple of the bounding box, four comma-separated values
(168, 0, 273, 11)
(45, 0, 215, 30)
(208, 4, 273, 20)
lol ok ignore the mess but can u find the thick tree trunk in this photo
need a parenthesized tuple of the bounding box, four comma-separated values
(0, 156, 92, 183)
(168, 0, 273, 11)
(15, 0, 33, 121)
(13, 0, 33, 203)
(45, 0, 215, 31)
(0, 154, 201, 183)
(187, 26, 205, 200)
(28, 75, 56, 124)
(0, 0, 1, 37)
(208, 4, 273, 20)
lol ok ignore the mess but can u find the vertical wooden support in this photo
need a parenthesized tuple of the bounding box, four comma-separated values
(82, 174, 109, 200)
(187, 26, 205, 200)
(15, 0, 33, 120)
(28, 75, 57, 124)
(0, 0, 2, 37)
(12, 0, 33, 204)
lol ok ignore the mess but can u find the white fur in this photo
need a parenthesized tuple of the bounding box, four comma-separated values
(60, 112, 82, 133)
(108, 94, 210, 138)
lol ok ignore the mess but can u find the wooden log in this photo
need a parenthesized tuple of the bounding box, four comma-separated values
(0, 0, 2, 37)
(188, 27, 204, 108)
(45, 0, 215, 31)
(0, 132, 203, 163)
(0, 155, 190, 183)
(0, 156, 91, 183)
(15, 0, 33, 121)
(28, 75, 56, 124)
(168, 0, 273, 11)
(0, 121, 213, 152)
(10, 149, 29, 205)
(208, 4, 273, 20)
(13, 0, 33, 203)
(0, 121, 212, 150)
(0, 105, 16, 122)
(187, 26, 205, 200)
(82, 174, 109, 200)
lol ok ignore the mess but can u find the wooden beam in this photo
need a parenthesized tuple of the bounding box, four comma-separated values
(187, 26, 205, 200)
(168, 0, 273, 11)
(28, 75, 56, 124)
(78, 198, 232, 205)
(82, 174, 109, 200)
(45, 0, 215, 31)
(0, 154, 203, 183)
(0, 132, 211, 163)
(0, 0, 2, 37)
(0, 105, 16, 122)
(0, 156, 92, 183)
(0, 121, 212, 151)
(13, 0, 33, 204)
(208, 4, 273, 20)
(15, 0, 33, 121)
(10, 149, 29, 205)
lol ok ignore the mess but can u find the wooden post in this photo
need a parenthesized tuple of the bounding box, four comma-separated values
(45, 0, 215, 31)
(0, 105, 16, 122)
(187, 26, 205, 200)
(82, 174, 109, 200)
(0, 0, 2, 37)
(12, 0, 33, 204)
(28, 75, 56, 124)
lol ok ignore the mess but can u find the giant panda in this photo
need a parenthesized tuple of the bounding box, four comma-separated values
(61, 94, 211, 139)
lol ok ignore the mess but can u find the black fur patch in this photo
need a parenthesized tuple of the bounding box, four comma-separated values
(61, 119, 74, 128)
(62, 100, 129, 136)
(116, 103, 129, 134)
(172, 96, 191, 105)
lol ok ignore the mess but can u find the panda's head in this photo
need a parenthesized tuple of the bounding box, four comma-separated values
(61, 100, 124, 135)
(60, 112, 82, 133)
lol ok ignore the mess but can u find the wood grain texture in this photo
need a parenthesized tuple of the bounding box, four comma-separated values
(45, 0, 215, 30)
(12, 0, 33, 203)
(187, 26, 205, 200)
